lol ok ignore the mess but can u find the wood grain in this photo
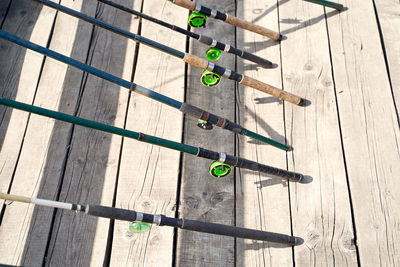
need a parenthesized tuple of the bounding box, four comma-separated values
(327, 0, 400, 265)
(109, 0, 186, 265)
(175, 0, 236, 265)
(0, 0, 99, 265)
(280, 0, 357, 266)
(235, 0, 293, 265)
(373, 0, 400, 118)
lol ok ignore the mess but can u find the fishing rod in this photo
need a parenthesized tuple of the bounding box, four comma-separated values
(168, 0, 281, 40)
(303, 0, 343, 11)
(31, 0, 306, 106)
(169, 0, 343, 35)
(0, 98, 304, 180)
(0, 30, 290, 151)
(97, 0, 273, 68)
(0, 192, 302, 244)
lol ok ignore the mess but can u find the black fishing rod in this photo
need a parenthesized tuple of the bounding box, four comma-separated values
(0, 98, 304, 180)
(97, 0, 273, 68)
(0, 192, 302, 244)
(169, 0, 343, 35)
(168, 0, 282, 40)
(0, 30, 292, 151)
(31, 0, 306, 106)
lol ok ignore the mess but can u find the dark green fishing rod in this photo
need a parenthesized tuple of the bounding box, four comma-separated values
(31, 0, 306, 105)
(0, 29, 290, 151)
(303, 0, 343, 10)
(97, 0, 273, 68)
(0, 98, 304, 181)
(0, 192, 302, 244)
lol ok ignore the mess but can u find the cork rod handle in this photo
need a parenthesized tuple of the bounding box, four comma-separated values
(241, 76, 304, 105)
(172, 0, 196, 11)
(183, 53, 209, 69)
(225, 14, 281, 40)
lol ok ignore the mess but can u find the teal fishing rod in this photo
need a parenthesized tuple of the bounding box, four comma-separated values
(0, 29, 290, 151)
(0, 98, 304, 180)
(30, 0, 306, 105)
(303, 0, 343, 10)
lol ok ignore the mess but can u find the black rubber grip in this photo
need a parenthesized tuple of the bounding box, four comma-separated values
(198, 35, 213, 45)
(86, 205, 137, 221)
(181, 219, 297, 244)
(197, 148, 220, 160)
(179, 103, 204, 118)
(223, 120, 246, 134)
(241, 51, 274, 68)
(224, 155, 303, 182)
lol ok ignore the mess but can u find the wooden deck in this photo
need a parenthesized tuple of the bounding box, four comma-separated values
(0, 0, 399, 266)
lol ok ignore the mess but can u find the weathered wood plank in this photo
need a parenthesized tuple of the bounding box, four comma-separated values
(175, 0, 236, 266)
(326, 0, 400, 265)
(43, 1, 140, 266)
(373, 0, 400, 117)
(109, 0, 186, 265)
(280, 1, 358, 266)
(0, 0, 98, 265)
(0, 0, 11, 24)
(235, 0, 293, 265)
(0, 0, 56, 207)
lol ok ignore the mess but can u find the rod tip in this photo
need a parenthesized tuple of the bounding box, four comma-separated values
(298, 98, 311, 107)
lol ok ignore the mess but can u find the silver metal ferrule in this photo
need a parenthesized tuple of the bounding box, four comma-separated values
(223, 69, 232, 78)
(195, 3, 201, 11)
(211, 39, 217, 47)
(153, 215, 162, 225)
(210, 9, 217, 18)
(207, 62, 215, 72)
(224, 44, 230, 52)
(219, 152, 227, 163)
(136, 212, 144, 222)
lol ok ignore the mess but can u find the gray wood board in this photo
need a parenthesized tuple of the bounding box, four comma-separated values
(175, 0, 236, 266)
(280, 0, 358, 265)
(109, 0, 186, 265)
(327, 0, 400, 265)
(235, 0, 293, 265)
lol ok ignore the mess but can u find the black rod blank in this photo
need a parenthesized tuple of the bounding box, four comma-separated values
(0, 192, 302, 245)
(97, 0, 274, 68)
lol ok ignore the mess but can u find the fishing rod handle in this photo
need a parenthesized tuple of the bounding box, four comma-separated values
(303, 0, 344, 10)
(198, 35, 273, 68)
(171, 0, 281, 40)
(86, 205, 298, 244)
(224, 15, 281, 40)
(161, 216, 298, 244)
(240, 75, 305, 106)
(197, 148, 303, 181)
(183, 54, 305, 106)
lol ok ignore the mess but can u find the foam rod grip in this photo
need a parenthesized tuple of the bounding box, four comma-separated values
(240, 75, 305, 106)
(225, 14, 281, 40)
(182, 219, 298, 244)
